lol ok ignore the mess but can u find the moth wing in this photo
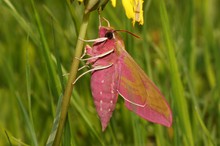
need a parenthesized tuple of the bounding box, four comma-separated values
(118, 50, 172, 127)
(91, 64, 119, 131)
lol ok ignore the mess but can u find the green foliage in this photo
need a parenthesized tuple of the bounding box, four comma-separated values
(0, 0, 219, 145)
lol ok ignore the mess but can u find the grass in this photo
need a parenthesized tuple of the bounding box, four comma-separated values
(0, 0, 219, 145)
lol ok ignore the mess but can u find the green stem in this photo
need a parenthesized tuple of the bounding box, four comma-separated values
(53, 12, 90, 146)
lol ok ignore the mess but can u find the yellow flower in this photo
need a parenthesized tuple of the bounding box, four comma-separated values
(78, 0, 144, 25)
(111, 0, 116, 7)
(111, 0, 144, 25)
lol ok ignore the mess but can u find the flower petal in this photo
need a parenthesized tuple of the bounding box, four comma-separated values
(111, 0, 116, 7)
(122, 0, 134, 19)
(134, 0, 144, 25)
(122, 0, 144, 25)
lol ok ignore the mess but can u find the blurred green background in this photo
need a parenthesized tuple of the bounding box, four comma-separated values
(0, 0, 219, 145)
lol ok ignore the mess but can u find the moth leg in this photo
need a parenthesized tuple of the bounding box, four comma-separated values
(99, 14, 102, 27)
(99, 16, 110, 27)
(79, 37, 107, 43)
(85, 45, 93, 56)
(74, 45, 93, 63)
(102, 17, 110, 27)
(79, 47, 87, 59)
(73, 63, 113, 84)
(80, 49, 114, 61)
(78, 64, 90, 71)
(78, 45, 92, 60)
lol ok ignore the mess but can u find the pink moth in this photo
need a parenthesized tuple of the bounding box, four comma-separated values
(74, 19, 172, 131)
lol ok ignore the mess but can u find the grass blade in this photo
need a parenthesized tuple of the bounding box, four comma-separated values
(16, 93, 38, 146)
(46, 95, 63, 146)
(30, 0, 60, 97)
(159, 1, 194, 145)
(0, 127, 29, 146)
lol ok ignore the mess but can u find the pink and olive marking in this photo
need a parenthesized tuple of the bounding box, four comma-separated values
(75, 19, 172, 131)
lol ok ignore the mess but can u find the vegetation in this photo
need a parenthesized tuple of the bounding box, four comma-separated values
(0, 0, 219, 145)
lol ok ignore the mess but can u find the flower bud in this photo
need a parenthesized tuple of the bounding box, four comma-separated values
(84, 0, 109, 14)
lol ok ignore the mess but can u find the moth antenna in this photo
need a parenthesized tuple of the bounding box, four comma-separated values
(73, 64, 113, 84)
(115, 30, 141, 39)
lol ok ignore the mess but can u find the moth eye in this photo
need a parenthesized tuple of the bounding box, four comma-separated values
(105, 32, 113, 40)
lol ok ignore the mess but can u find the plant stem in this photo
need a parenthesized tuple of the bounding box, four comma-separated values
(53, 12, 90, 146)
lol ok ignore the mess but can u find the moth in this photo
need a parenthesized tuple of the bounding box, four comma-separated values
(74, 18, 172, 131)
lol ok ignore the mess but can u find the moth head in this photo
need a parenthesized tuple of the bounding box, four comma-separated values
(99, 26, 116, 40)
(99, 26, 140, 41)
(104, 31, 114, 40)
